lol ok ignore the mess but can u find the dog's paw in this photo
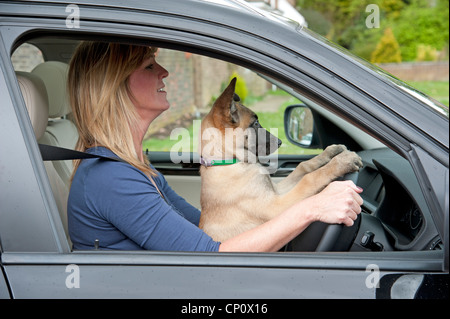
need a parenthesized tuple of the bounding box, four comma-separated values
(332, 150, 363, 175)
(323, 144, 347, 159)
(349, 152, 363, 172)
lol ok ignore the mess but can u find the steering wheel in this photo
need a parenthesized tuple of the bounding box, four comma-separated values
(287, 171, 361, 252)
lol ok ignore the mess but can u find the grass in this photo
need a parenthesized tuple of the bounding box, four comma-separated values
(143, 125, 197, 152)
(408, 81, 449, 106)
(251, 96, 322, 155)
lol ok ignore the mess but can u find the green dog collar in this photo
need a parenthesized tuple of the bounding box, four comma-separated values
(200, 157, 240, 167)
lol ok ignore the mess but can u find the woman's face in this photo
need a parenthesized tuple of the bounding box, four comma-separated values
(128, 55, 170, 118)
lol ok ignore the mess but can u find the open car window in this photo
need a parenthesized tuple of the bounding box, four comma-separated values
(9, 38, 442, 255)
(144, 49, 322, 156)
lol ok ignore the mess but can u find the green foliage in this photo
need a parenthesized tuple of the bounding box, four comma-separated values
(300, 8, 332, 36)
(297, 0, 369, 41)
(379, 0, 405, 19)
(229, 71, 248, 102)
(297, 0, 449, 62)
(393, 0, 449, 61)
(371, 27, 402, 63)
(416, 44, 439, 62)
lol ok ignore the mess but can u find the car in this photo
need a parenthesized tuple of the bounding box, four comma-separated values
(0, 0, 448, 300)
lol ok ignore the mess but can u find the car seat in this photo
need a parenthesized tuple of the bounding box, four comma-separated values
(32, 61, 78, 187)
(16, 71, 71, 247)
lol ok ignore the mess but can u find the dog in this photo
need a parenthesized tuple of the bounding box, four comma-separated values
(198, 78, 363, 242)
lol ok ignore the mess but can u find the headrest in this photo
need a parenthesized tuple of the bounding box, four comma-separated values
(16, 71, 49, 140)
(32, 61, 70, 118)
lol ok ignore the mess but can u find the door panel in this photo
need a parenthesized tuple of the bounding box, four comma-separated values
(3, 254, 376, 299)
(2, 249, 444, 299)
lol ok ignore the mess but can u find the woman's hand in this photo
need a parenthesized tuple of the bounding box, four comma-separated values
(303, 180, 363, 227)
(219, 180, 363, 252)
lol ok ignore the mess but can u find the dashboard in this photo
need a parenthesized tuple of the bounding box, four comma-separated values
(350, 148, 441, 252)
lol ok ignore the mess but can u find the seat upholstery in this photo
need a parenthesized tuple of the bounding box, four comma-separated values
(16, 71, 48, 140)
(16, 71, 71, 246)
(32, 61, 78, 187)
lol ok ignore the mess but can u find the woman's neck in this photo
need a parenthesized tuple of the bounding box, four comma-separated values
(133, 112, 158, 162)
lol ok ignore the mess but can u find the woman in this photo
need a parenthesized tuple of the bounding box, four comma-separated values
(67, 41, 363, 252)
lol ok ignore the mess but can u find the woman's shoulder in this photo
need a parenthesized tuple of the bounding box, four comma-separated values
(78, 147, 150, 184)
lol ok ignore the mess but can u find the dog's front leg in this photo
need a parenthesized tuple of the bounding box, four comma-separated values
(271, 149, 362, 216)
(276, 144, 347, 193)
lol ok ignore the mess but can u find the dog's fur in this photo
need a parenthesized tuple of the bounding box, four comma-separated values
(198, 79, 363, 242)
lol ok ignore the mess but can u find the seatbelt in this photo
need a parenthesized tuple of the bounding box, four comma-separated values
(38, 143, 125, 163)
(39, 143, 166, 200)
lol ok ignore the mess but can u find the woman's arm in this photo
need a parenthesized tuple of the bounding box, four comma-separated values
(219, 180, 363, 252)
(155, 169, 202, 225)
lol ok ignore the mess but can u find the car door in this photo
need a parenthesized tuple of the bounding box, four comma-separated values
(0, 0, 447, 300)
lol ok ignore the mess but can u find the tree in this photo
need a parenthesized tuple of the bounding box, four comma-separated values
(370, 27, 402, 63)
(229, 71, 248, 102)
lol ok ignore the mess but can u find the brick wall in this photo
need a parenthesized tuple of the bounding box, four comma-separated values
(146, 50, 236, 137)
(11, 43, 44, 71)
(378, 61, 449, 82)
(148, 50, 197, 136)
(193, 53, 233, 110)
(147, 49, 270, 137)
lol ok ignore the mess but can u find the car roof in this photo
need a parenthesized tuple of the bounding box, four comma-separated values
(9, 0, 297, 29)
(16, 0, 261, 13)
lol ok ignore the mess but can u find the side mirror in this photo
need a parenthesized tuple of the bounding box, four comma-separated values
(284, 104, 317, 148)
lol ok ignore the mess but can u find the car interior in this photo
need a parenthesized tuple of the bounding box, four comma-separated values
(11, 35, 443, 254)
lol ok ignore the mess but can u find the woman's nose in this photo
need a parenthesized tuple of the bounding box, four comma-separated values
(159, 64, 169, 79)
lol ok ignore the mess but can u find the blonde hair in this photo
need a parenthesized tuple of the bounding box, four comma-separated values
(68, 41, 158, 178)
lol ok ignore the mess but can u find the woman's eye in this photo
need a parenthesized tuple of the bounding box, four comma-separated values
(145, 64, 154, 70)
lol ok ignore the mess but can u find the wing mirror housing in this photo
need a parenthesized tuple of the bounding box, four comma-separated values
(284, 104, 319, 148)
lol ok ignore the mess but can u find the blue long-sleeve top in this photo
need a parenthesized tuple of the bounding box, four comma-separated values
(67, 147, 221, 251)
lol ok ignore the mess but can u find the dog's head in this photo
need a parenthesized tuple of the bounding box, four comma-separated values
(200, 78, 281, 162)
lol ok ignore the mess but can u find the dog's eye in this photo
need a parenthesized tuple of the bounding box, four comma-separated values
(253, 120, 259, 127)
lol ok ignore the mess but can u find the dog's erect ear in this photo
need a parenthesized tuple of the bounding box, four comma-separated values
(213, 78, 240, 124)
(225, 77, 237, 96)
(230, 97, 239, 124)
